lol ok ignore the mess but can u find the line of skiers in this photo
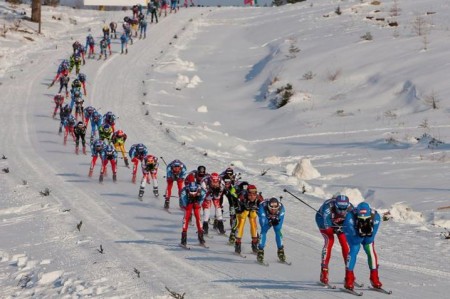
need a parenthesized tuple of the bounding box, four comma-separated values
(46, 5, 384, 290)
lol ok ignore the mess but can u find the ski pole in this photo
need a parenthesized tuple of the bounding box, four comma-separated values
(159, 156, 167, 166)
(283, 188, 318, 213)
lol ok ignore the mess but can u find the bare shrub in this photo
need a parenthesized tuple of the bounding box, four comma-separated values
(390, 0, 401, 17)
(412, 15, 431, 37)
(327, 68, 342, 81)
(384, 110, 397, 119)
(424, 91, 439, 109)
(302, 71, 315, 80)
(361, 32, 373, 41)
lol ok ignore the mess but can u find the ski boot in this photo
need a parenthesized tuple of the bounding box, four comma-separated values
(217, 220, 226, 234)
(202, 221, 209, 235)
(164, 198, 170, 209)
(124, 157, 129, 167)
(75, 146, 79, 155)
(58, 126, 62, 135)
(234, 238, 241, 254)
(82, 146, 86, 155)
(113, 173, 117, 182)
(257, 248, 264, 263)
(198, 232, 205, 245)
(99, 173, 104, 183)
(344, 269, 355, 290)
(320, 267, 329, 284)
(213, 219, 218, 230)
(251, 238, 258, 254)
(125, 48, 128, 54)
(88, 167, 93, 177)
(181, 232, 187, 246)
(370, 269, 382, 289)
(138, 186, 145, 198)
(277, 246, 286, 262)
(153, 186, 159, 196)
(228, 231, 236, 245)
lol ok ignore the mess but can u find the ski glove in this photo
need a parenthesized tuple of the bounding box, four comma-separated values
(333, 226, 343, 234)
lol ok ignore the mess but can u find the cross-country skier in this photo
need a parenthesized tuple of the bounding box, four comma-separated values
(58, 74, 70, 98)
(138, 154, 159, 198)
(234, 184, 264, 254)
(85, 34, 95, 58)
(49, 60, 69, 88)
(180, 182, 206, 247)
(72, 41, 85, 64)
(120, 32, 129, 54)
(98, 123, 113, 143)
(102, 111, 116, 131)
(164, 159, 187, 209)
(257, 197, 286, 264)
(69, 53, 82, 75)
(74, 121, 87, 155)
(83, 106, 96, 126)
(89, 139, 104, 177)
(184, 165, 207, 185)
(109, 21, 117, 39)
(129, 143, 148, 183)
(200, 172, 225, 235)
(100, 144, 118, 183)
(58, 104, 71, 134)
(111, 129, 129, 167)
(62, 114, 76, 146)
(89, 111, 103, 142)
(343, 202, 383, 291)
(52, 93, 65, 119)
(78, 73, 87, 96)
(315, 194, 353, 285)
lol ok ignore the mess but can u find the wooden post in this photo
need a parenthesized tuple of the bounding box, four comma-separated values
(31, 0, 41, 33)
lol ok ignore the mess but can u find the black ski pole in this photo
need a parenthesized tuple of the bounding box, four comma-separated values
(160, 156, 167, 167)
(283, 188, 318, 213)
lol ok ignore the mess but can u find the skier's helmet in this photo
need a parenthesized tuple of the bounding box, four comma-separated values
(73, 79, 80, 85)
(197, 165, 206, 177)
(268, 197, 281, 213)
(136, 144, 146, 155)
(188, 182, 199, 196)
(94, 140, 103, 150)
(210, 172, 220, 184)
(105, 145, 114, 155)
(116, 130, 124, 137)
(238, 181, 249, 192)
(85, 106, 95, 114)
(356, 202, 371, 219)
(92, 111, 100, 120)
(335, 195, 350, 212)
(225, 167, 234, 177)
(77, 121, 84, 128)
(102, 124, 111, 133)
(247, 185, 258, 195)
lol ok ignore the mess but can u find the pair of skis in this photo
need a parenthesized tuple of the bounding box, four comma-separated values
(179, 243, 209, 250)
(339, 286, 392, 296)
(319, 281, 392, 296)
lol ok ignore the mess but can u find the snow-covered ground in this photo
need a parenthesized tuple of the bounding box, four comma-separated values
(1, 0, 450, 298)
